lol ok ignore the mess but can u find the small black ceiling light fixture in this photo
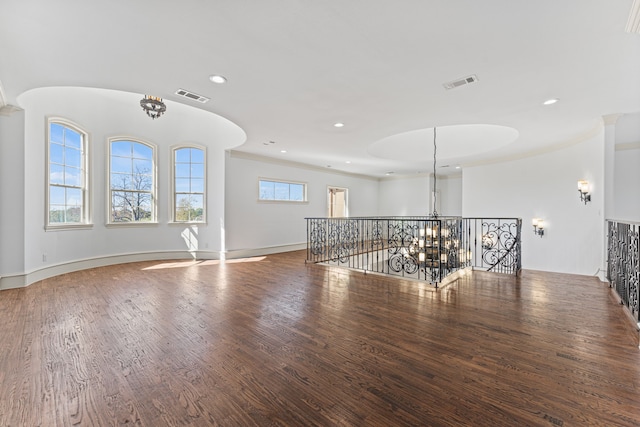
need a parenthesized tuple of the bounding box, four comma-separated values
(140, 95, 166, 120)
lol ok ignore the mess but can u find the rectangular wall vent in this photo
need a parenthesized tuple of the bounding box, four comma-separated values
(175, 88, 210, 103)
(443, 74, 479, 90)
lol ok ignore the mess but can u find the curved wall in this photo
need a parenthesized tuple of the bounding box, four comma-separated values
(7, 87, 245, 287)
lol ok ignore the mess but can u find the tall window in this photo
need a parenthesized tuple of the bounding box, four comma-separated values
(259, 179, 306, 202)
(109, 139, 156, 223)
(173, 146, 205, 222)
(47, 119, 90, 228)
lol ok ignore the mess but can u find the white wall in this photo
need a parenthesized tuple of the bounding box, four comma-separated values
(463, 130, 605, 276)
(614, 147, 640, 222)
(377, 174, 462, 217)
(224, 152, 379, 253)
(377, 175, 430, 216)
(612, 113, 640, 222)
(0, 109, 26, 277)
(438, 175, 463, 216)
(17, 87, 245, 277)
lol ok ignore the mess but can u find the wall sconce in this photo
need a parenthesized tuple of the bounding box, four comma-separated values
(532, 218, 544, 237)
(577, 180, 591, 204)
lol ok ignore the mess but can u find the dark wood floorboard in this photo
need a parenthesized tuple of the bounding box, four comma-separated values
(1, 250, 639, 426)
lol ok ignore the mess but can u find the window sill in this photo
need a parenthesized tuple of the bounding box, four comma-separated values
(257, 199, 309, 204)
(45, 223, 94, 232)
(105, 222, 159, 228)
(168, 221, 207, 226)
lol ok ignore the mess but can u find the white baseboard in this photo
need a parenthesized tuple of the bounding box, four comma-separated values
(0, 243, 306, 290)
(224, 242, 306, 260)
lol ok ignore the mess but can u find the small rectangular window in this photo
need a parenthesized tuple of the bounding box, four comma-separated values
(258, 179, 307, 202)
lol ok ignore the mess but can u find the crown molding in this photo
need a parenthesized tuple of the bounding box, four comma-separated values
(603, 114, 623, 126)
(0, 105, 24, 116)
(615, 142, 640, 151)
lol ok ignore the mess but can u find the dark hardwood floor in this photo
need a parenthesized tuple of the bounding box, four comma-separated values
(1, 250, 639, 426)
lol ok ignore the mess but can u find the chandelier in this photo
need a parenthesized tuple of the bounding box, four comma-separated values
(140, 95, 166, 120)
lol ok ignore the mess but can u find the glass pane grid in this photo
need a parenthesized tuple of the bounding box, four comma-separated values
(110, 141, 155, 223)
(49, 122, 86, 225)
(174, 148, 205, 221)
(259, 179, 306, 202)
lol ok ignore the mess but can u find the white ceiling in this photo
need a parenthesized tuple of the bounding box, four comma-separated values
(1, 0, 639, 177)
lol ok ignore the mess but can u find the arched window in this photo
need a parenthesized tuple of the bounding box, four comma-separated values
(108, 138, 156, 223)
(47, 119, 90, 229)
(171, 146, 206, 223)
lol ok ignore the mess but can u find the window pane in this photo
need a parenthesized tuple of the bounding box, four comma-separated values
(111, 191, 132, 222)
(133, 143, 152, 160)
(190, 194, 204, 209)
(50, 123, 64, 144)
(133, 158, 152, 174)
(191, 178, 204, 193)
(136, 174, 152, 192)
(111, 156, 132, 174)
(176, 178, 190, 193)
(65, 166, 82, 187)
(175, 164, 190, 178)
(259, 181, 275, 200)
(65, 129, 82, 149)
(49, 206, 66, 223)
(135, 193, 152, 221)
(66, 206, 81, 223)
(190, 195, 204, 221)
(50, 186, 65, 205)
(66, 188, 82, 207)
(110, 173, 129, 190)
(191, 164, 204, 178)
(290, 184, 304, 201)
(190, 148, 204, 163)
(274, 182, 289, 200)
(175, 148, 190, 163)
(50, 143, 64, 164)
(50, 164, 64, 185)
(111, 141, 132, 157)
(65, 147, 81, 167)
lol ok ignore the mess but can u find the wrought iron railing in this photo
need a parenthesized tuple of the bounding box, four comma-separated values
(607, 220, 640, 322)
(306, 216, 522, 287)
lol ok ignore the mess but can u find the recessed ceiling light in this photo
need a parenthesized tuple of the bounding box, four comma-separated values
(334, 122, 344, 128)
(280, 150, 287, 153)
(345, 160, 351, 164)
(455, 166, 461, 169)
(543, 98, 559, 105)
(209, 75, 227, 84)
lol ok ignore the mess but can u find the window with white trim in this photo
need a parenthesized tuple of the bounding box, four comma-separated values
(172, 146, 205, 222)
(109, 139, 156, 223)
(47, 119, 90, 228)
(258, 179, 306, 202)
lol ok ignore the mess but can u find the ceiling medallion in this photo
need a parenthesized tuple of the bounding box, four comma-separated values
(140, 95, 166, 120)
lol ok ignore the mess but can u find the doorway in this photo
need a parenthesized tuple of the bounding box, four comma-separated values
(327, 187, 348, 218)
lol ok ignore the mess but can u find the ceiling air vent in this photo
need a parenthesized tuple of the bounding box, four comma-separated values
(175, 88, 210, 103)
(443, 74, 479, 90)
